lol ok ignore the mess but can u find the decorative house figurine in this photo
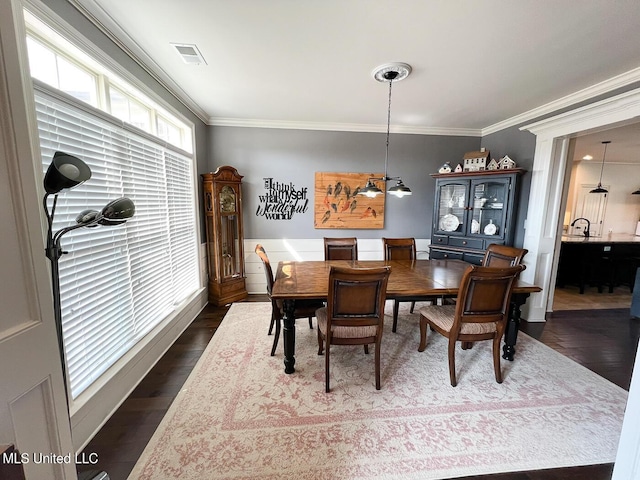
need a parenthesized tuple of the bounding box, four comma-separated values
(438, 162, 452, 174)
(454, 163, 463, 173)
(487, 158, 499, 170)
(498, 155, 517, 170)
(463, 149, 490, 172)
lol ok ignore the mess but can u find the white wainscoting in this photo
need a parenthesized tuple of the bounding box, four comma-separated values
(244, 238, 431, 294)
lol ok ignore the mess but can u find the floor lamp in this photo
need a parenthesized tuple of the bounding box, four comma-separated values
(42, 151, 135, 480)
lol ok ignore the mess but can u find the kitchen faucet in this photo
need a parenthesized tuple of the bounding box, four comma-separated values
(570, 217, 591, 237)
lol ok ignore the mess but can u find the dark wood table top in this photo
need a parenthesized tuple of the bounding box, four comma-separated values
(271, 259, 541, 300)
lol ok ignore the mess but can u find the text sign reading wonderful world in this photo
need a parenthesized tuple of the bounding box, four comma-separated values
(256, 178, 309, 220)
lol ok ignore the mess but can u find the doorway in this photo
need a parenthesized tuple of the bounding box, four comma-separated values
(518, 87, 640, 322)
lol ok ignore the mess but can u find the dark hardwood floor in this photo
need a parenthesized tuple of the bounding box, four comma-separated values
(78, 295, 639, 480)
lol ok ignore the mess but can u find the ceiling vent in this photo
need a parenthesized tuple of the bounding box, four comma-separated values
(170, 43, 207, 65)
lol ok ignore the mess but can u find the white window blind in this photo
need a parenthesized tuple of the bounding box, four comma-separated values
(34, 83, 199, 399)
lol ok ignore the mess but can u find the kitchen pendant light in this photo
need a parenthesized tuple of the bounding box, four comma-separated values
(589, 141, 610, 194)
(359, 62, 412, 198)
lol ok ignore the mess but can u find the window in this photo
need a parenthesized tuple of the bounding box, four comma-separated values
(35, 84, 200, 399)
(26, 36, 98, 107)
(26, 10, 200, 400)
(157, 115, 183, 147)
(109, 86, 152, 131)
(24, 10, 193, 153)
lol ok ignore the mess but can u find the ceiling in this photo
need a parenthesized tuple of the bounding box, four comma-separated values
(73, 0, 640, 137)
(572, 122, 640, 165)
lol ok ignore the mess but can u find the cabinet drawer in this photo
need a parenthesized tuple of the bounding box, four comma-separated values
(463, 252, 484, 265)
(449, 237, 483, 250)
(432, 235, 448, 245)
(430, 249, 464, 261)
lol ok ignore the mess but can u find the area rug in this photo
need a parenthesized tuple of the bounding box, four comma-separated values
(128, 302, 628, 480)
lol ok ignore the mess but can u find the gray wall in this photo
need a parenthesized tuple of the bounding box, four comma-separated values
(208, 126, 480, 239)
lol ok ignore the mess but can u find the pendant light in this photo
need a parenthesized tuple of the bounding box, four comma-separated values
(359, 63, 412, 198)
(589, 140, 610, 193)
(632, 187, 640, 195)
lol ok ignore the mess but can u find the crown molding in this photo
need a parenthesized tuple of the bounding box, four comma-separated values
(482, 67, 640, 136)
(209, 117, 481, 136)
(67, 0, 209, 124)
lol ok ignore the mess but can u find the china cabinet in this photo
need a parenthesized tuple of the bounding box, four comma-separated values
(429, 169, 525, 265)
(202, 166, 247, 305)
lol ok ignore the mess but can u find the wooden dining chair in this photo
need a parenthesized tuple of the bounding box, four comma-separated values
(324, 237, 358, 260)
(316, 265, 391, 392)
(418, 264, 525, 386)
(382, 237, 431, 332)
(255, 244, 324, 356)
(483, 243, 528, 267)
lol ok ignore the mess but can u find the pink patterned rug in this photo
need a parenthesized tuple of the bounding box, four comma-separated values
(129, 302, 628, 479)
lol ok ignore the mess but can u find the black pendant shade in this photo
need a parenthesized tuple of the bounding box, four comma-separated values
(359, 179, 384, 198)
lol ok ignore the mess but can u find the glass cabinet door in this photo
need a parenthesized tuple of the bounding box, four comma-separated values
(435, 180, 469, 234)
(470, 178, 510, 238)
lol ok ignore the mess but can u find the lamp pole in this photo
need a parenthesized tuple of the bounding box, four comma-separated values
(43, 194, 104, 404)
(44, 194, 69, 403)
(42, 152, 134, 480)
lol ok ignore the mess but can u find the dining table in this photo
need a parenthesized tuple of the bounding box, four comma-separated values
(271, 259, 542, 374)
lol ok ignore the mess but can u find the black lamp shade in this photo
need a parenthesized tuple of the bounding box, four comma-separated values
(358, 179, 384, 198)
(633, 188, 640, 195)
(44, 152, 92, 194)
(589, 185, 608, 194)
(99, 197, 135, 225)
(388, 179, 412, 197)
(75, 209, 101, 227)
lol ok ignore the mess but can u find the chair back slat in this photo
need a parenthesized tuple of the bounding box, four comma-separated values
(482, 244, 528, 268)
(327, 266, 390, 327)
(324, 237, 358, 260)
(255, 244, 275, 295)
(455, 265, 525, 327)
(383, 237, 416, 261)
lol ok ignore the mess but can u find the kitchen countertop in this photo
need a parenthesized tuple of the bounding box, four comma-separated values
(561, 233, 640, 243)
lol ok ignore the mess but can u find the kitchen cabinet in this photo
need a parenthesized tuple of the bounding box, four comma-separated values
(202, 166, 248, 306)
(429, 169, 525, 264)
(556, 236, 640, 294)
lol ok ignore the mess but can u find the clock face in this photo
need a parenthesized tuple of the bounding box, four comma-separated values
(220, 186, 236, 213)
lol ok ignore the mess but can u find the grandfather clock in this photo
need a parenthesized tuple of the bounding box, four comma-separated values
(202, 166, 247, 306)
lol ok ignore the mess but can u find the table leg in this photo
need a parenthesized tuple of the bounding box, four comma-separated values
(283, 299, 296, 374)
(503, 293, 529, 361)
